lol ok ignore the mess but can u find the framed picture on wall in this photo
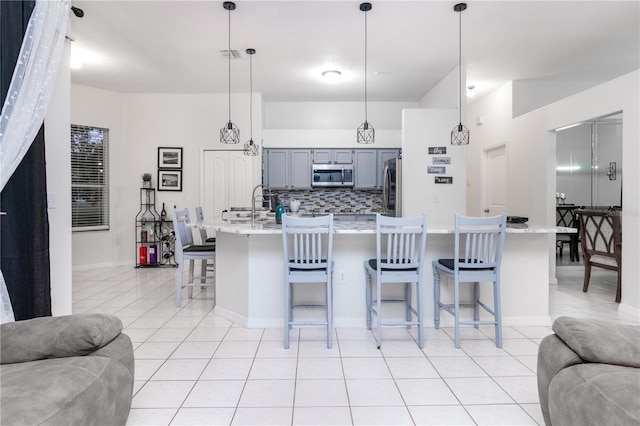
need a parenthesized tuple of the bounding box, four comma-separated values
(158, 147, 183, 169)
(158, 170, 182, 191)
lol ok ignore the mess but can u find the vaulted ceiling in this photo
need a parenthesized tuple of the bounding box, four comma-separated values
(69, 1, 640, 102)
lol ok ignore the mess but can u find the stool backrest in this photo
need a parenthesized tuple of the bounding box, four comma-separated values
(282, 214, 334, 271)
(375, 214, 427, 271)
(454, 214, 507, 271)
(194, 206, 209, 244)
(172, 208, 193, 249)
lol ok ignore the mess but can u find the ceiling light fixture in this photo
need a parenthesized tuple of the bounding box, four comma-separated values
(357, 2, 374, 144)
(244, 48, 259, 156)
(220, 1, 239, 144)
(451, 2, 469, 146)
(322, 70, 342, 82)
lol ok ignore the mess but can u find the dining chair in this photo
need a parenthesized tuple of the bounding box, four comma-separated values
(577, 209, 622, 302)
(432, 213, 507, 348)
(282, 213, 334, 349)
(364, 214, 427, 349)
(556, 205, 580, 261)
(172, 209, 216, 308)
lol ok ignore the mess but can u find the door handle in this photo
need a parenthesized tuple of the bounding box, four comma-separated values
(484, 209, 490, 213)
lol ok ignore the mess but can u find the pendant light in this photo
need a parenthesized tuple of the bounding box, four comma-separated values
(244, 48, 259, 156)
(451, 2, 469, 146)
(357, 2, 375, 144)
(220, 1, 239, 144)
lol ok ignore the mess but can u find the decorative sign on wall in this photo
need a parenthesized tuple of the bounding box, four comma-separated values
(427, 166, 446, 174)
(428, 147, 447, 155)
(435, 176, 453, 184)
(432, 157, 451, 165)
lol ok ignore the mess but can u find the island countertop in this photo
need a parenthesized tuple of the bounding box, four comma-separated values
(194, 219, 575, 235)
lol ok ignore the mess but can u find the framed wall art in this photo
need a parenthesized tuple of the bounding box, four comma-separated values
(158, 170, 182, 191)
(158, 147, 183, 169)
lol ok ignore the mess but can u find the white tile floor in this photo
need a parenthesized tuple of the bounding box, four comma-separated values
(72, 259, 638, 426)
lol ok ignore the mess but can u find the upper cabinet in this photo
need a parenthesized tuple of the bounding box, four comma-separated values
(312, 149, 353, 164)
(264, 149, 311, 189)
(265, 148, 399, 190)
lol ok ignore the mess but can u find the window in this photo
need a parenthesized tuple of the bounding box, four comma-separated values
(71, 124, 109, 231)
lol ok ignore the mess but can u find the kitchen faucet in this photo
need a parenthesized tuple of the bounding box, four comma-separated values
(251, 184, 272, 225)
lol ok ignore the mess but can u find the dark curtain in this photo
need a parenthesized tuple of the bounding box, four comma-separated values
(1, 0, 52, 320)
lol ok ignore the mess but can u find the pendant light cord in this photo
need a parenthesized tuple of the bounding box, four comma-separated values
(228, 7, 232, 124)
(249, 53, 253, 140)
(364, 8, 368, 124)
(458, 8, 462, 124)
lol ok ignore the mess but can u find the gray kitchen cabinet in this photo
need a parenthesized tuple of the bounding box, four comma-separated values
(290, 149, 311, 189)
(312, 149, 353, 164)
(264, 149, 289, 189)
(264, 148, 311, 189)
(354, 149, 377, 189)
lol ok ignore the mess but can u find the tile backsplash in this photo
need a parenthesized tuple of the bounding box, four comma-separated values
(272, 189, 383, 214)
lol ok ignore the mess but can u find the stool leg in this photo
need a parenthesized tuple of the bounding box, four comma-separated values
(433, 266, 440, 329)
(473, 281, 479, 329)
(365, 264, 372, 330)
(494, 278, 502, 348)
(416, 279, 424, 349)
(175, 258, 184, 308)
(188, 260, 194, 299)
(284, 278, 290, 349)
(326, 277, 333, 349)
(376, 273, 382, 349)
(454, 277, 461, 349)
(405, 282, 411, 329)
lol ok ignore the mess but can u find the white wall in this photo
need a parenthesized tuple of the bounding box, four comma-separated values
(418, 67, 459, 110)
(45, 42, 72, 315)
(263, 101, 417, 149)
(70, 87, 262, 268)
(402, 109, 466, 224)
(467, 70, 640, 312)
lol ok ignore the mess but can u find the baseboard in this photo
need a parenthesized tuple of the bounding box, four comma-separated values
(72, 260, 133, 272)
(618, 302, 640, 322)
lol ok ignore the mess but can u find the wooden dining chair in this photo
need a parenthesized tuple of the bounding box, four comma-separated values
(577, 209, 622, 302)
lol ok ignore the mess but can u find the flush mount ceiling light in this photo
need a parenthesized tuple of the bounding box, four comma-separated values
(357, 2, 374, 144)
(451, 2, 469, 146)
(220, 1, 239, 144)
(322, 70, 342, 82)
(244, 48, 259, 156)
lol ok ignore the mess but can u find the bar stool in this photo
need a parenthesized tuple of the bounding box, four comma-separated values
(364, 214, 427, 349)
(172, 209, 216, 307)
(432, 214, 506, 348)
(282, 213, 334, 349)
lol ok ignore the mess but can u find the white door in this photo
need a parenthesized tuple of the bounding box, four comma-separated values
(482, 144, 507, 216)
(202, 150, 256, 222)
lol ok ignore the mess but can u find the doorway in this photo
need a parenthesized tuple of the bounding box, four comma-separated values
(556, 113, 623, 208)
(481, 143, 507, 216)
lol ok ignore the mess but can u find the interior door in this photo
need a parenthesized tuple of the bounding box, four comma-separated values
(482, 143, 507, 216)
(202, 150, 255, 222)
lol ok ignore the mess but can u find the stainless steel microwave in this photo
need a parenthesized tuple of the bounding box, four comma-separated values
(312, 164, 354, 187)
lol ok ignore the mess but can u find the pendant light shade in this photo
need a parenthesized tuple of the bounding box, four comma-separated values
(357, 2, 375, 144)
(451, 2, 469, 146)
(220, 1, 239, 144)
(244, 48, 259, 156)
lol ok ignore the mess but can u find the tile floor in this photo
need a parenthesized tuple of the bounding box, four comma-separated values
(72, 259, 638, 426)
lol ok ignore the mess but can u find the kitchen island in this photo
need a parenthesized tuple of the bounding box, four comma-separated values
(197, 219, 573, 329)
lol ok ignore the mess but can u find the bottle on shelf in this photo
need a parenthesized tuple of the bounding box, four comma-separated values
(160, 203, 167, 221)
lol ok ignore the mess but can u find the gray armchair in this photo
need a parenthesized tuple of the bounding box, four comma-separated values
(537, 316, 640, 426)
(1, 314, 134, 425)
